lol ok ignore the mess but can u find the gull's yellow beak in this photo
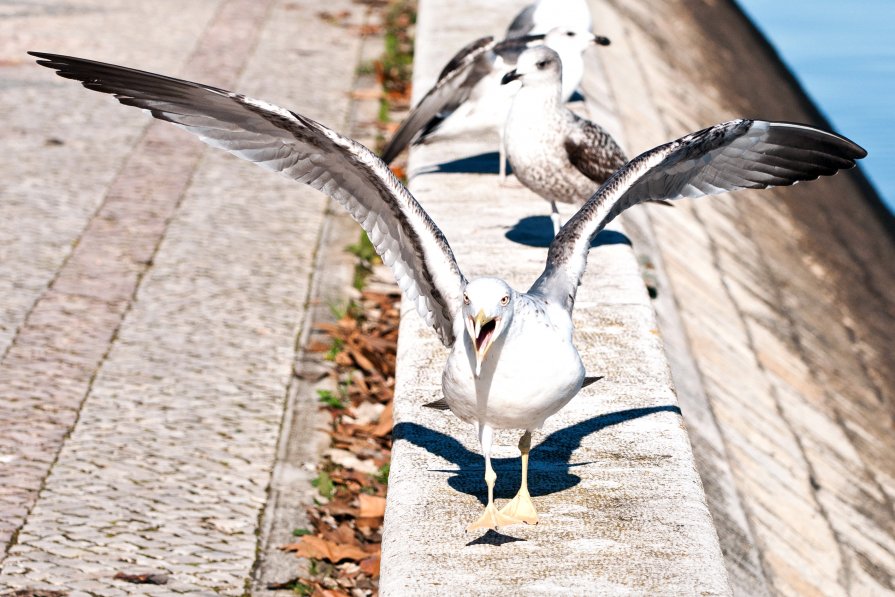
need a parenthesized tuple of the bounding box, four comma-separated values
(466, 309, 499, 377)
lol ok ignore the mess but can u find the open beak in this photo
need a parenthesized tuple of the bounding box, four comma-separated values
(501, 69, 520, 85)
(465, 310, 500, 376)
(592, 35, 611, 46)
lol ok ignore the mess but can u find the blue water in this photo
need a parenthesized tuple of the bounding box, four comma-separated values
(736, 0, 895, 212)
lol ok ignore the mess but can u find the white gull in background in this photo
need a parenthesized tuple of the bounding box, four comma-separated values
(503, 46, 627, 234)
(379, 27, 609, 169)
(29, 51, 867, 531)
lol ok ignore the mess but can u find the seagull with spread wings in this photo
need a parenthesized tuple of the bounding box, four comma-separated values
(29, 51, 865, 531)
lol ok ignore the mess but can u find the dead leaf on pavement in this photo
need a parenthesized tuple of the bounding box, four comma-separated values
(282, 535, 368, 564)
(358, 494, 387, 518)
(350, 87, 383, 100)
(360, 554, 381, 578)
(371, 400, 393, 437)
(113, 571, 168, 585)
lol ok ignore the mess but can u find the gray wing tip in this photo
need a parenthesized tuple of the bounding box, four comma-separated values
(29, 51, 82, 75)
(582, 376, 604, 389)
(766, 120, 868, 161)
(422, 398, 451, 411)
(29, 50, 231, 98)
(380, 139, 402, 165)
(435, 35, 496, 81)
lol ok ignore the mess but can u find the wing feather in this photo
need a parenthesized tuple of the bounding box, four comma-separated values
(379, 33, 545, 164)
(564, 115, 627, 184)
(30, 51, 466, 345)
(379, 36, 496, 164)
(530, 119, 866, 309)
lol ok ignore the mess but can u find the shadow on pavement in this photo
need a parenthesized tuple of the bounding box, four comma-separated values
(505, 217, 633, 249)
(394, 404, 682, 505)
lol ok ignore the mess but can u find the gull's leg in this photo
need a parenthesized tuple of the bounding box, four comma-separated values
(467, 423, 520, 531)
(550, 201, 562, 236)
(498, 129, 508, 184)
(499, 430, 538, 524)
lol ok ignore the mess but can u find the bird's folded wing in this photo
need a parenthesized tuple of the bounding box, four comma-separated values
(490, 34, 546, 65)
(379, 33, 546, 164)
(30, 51, 467, 346)
(564, 116, 628, 184)
(380, 36, 495, 164)
(530, 119, 866, 309)
(505, 2, 538, 38)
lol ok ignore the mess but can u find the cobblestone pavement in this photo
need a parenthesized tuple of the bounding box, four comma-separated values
(1, 0, 367, 593)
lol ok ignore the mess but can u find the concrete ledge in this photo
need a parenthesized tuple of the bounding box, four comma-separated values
(379, 1, 730, 594)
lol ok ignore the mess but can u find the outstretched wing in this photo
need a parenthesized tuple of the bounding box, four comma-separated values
(564, 114, 628, 184)
(530, 119, 866, 310)
(30, 51, 467, 346)
(380, 36, 496, 164)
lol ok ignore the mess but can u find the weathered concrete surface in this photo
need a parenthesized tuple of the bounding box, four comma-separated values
(592, 1, 895, 595)
(379, 1, 730, 595)
(0, 0, 367, 593)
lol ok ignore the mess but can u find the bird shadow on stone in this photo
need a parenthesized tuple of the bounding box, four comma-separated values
(414, 151, 505, 176)
(504, 218, 632, 249)
(393, 404, 681, 505)
(465, 529, 526, 547)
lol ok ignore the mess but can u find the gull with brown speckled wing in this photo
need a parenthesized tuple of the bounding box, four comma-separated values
(502, 46, 628, 235)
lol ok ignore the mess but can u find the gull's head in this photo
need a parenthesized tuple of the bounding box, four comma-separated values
(544, 27, 611, 54)
(501, 46, 563, 87)
(462, 278, 515, 376)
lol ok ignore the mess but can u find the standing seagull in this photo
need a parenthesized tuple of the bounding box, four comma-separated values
(379, 28, 608, 167)
(503, 46, 627, 235)
(29, 51, 866, 531)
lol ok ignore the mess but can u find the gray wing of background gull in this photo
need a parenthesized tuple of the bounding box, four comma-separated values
(29, 51, 467, 346)
(530, 119, 867, 311)
(505, 0, 593, 38)
(505, 3, 538, 38)
(380, 34, 544, 164)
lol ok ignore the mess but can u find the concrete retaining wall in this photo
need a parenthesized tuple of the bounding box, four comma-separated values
(378, 1, 731, 594)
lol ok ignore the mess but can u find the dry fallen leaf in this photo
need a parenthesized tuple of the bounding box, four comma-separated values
(324, 496, 358, 517)
(355, 516, 384, 532)
(321, 523, 359, 546)
(352, 23, 384, 36)
(371, 400, 393, 437)
(313, 588, 350, 597)
(358, 494, 387, 518)
(282, 535, 368, 564)
(360, 554, 381, 578)
(349, 87, 384, 100)
(113, 571, 168, 585)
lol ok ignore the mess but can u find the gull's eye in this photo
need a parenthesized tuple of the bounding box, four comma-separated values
(463, 293, 470, 305)
(500, 295, 509, 306)
(565, 31, 575, 37)
(536, 60, 549, 69)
